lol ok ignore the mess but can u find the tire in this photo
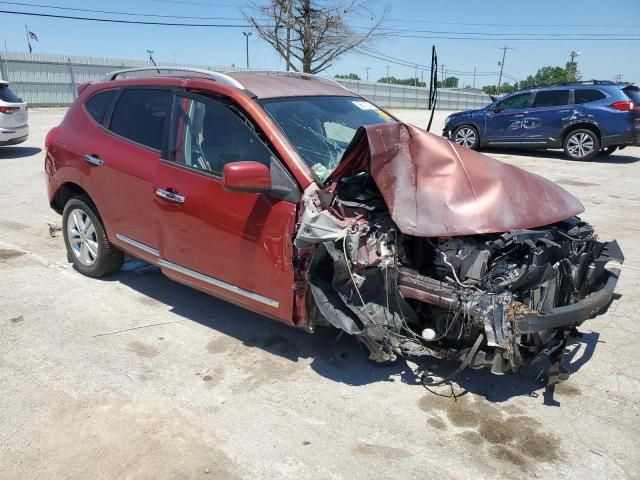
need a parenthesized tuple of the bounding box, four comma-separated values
(452, 125, 480, 150)
(599, 146, 618, 157)
(62, 196, 124, 278)
(563, 128, 600, 161)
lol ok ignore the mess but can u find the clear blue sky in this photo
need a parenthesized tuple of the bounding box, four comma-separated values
(1, 0, 638, 87)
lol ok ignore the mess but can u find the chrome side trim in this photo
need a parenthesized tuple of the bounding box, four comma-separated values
(158, 259, 280, 308)
(115, 233, 160, 256)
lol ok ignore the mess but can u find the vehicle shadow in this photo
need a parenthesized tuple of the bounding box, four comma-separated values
(104, 263, 601, 401)
(0, 146, 42, 159)
(482, 147, 639, 164)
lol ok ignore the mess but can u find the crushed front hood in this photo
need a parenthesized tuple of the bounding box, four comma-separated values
(329, 123, 584, 237)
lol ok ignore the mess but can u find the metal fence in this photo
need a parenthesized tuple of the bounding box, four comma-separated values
(0, 51, 491, 110)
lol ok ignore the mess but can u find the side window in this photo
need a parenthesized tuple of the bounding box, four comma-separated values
(169, 95, 271, 177)
(575, 89, 606, 104)
(85, 90, 117, 124)
(531, 90, 570, 108)
(109, 89, 172, 150)
(497, 93, 530, 111)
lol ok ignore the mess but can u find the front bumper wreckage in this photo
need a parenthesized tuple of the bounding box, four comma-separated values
(294, 122, 623, 383)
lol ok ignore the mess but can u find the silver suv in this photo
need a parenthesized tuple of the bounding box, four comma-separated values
(0, 81, 28, 146)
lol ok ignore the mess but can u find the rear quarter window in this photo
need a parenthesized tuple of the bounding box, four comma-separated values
(574, 89, 606, 104)
(108, 89, 172, 151)
(0, 85, 22, 103)
(85, 90, 117, 124)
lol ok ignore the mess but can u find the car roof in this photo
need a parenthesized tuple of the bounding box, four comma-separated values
(225, 71, 353, 99)
(0, 80, 8, 86)
(98, 67, 353, 99)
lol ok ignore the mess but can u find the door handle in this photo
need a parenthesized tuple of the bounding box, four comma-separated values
(155, 188, 185, 203)
(84, 154, 103, 166)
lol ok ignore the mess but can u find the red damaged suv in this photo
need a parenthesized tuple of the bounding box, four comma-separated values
(45, 68, 623, 382)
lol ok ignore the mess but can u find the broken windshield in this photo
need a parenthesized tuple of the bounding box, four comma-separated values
(259, 95, 395, 181)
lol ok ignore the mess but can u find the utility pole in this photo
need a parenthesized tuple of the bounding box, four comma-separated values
(614, 73, 623, 83)
(285, 0, 292, 71)
(414, 66, 418, 87)
(365, 67, 371, 82)
(440, 64, 445, 87)
(496, 46, 512, 94)
(385, 65, 390, 83)
(242, 32, 252, 69)
(569, 50, 581, 63)
(421, 68, 425, 84)
(473, 66, 476, 90)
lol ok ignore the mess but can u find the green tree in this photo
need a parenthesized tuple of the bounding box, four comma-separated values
(334, 73, 361, 80)
(519, 63, 582, 88)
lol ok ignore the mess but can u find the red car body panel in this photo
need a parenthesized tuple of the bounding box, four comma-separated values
(331, 123, 585, 237)
(153, 160, 297, 323)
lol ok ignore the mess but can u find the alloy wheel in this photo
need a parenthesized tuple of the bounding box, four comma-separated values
(67, 208, 99, 266)
(454, 127, 476, 148)
(566, 132, 594, 159)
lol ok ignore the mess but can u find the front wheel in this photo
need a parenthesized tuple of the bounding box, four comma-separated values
(62, 197, 124, 278)
(452, 125, 480, 150)
(563, 129, 600, 161)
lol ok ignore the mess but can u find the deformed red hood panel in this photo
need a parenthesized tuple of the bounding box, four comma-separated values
(331, 123, 584, 237)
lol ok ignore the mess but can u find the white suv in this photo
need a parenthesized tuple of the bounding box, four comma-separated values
(0, 81, 28, 146)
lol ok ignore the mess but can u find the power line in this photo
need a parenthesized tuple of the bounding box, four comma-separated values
(0, 1, 246, 20)
(384, 17, 640, 28)
(1, 8, 638, 41)
(0, 9, 250, 27)
(370, 26, 639, 37)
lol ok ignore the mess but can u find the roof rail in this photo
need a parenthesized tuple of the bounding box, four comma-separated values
(102, 66, 245, 90)
(234, 70, 349, 90)
(517, 79, 617, 91)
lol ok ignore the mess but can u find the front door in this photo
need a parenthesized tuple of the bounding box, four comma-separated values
(483, 92, 531, 144)
(153, 92, 299, 323)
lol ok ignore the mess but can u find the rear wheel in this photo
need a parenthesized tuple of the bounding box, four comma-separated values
(62, 197, 123, 277)
(452, 125, 479, 150)
(599, 146, 618, 157)
(563, 129, 600, 161)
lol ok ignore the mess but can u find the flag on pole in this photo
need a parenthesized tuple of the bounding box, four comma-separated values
(25, 25, 38, 53)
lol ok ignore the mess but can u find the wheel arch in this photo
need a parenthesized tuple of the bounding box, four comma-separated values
(562, 121, 601, 142)
(51, 182, 99, 218)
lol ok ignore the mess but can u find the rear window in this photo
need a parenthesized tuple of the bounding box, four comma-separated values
(623, 86, 640, 105)
(0, 84, 22, 103)
(85, 90, 117, 124)
(109, 89, 172, 150)
(532, 90, 569, 108)
(574, 89, 606, 104)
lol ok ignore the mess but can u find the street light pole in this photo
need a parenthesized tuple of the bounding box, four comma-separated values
(242, 32, 252, 69)
(365, 67, 371, 82)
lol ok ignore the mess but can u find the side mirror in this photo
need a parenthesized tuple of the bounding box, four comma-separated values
(492, 104, 503, 113)
(222, 161, 271, 193)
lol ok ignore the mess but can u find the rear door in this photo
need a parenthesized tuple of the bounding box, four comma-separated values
(79, 87, 172, 258)
(483, 92, 531, 143)
(522, 89, 571, 145)
(153, 92, 299, 322)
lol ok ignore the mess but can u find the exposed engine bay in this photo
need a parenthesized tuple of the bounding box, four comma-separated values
(295, 169, 623, 383)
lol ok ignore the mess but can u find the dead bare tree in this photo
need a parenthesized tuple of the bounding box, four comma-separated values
(245, 0, 384, 74)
